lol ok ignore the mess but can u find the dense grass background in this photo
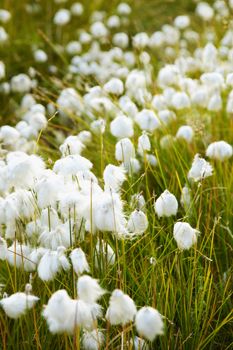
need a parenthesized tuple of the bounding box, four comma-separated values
(0, 0, 232, 349)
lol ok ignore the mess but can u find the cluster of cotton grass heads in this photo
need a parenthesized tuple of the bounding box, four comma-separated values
(0, 0, 232, 349)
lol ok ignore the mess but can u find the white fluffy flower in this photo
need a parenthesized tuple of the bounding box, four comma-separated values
(90, 22, 108, 38)
(34, 49, 48, 63)
(7, 241, 31, 267)
(77, 275, 105, 303)
(133, 32, 149, 49)
(188, 154, 213, 182)
(70, 2, 84, 16)
(207, 94, 222, 112)
(37, 246, 70, 281)
(196, 2, 214, 21)
(174, 15, 190, 29)
(158, 110, 176, 125)
(173, 222, 199, 250)
(43, 289, 98, 333)
(88, 191, 127, 236)
(0, 237, 8, 260)
(206, 141, 232, 161)
(104, 164, 126, 192)
(137, 132, 151, 155)
(180, 185, 191, 209)
(53, 9, 71, 26)
(113, 32, 129, 48)
(24, 110, 47, 132)
(127, 210, 148, 235)
(59, 135, 84, 156)
(176, 125, 194, 143)
(6, 152, 45, 189)
(146, 154, 157, 167)
(135, 109, 160, 132)
(115, 138, 135, 164)
(110, 115, 134, 139)
(57, 88, 83, 115)
(104, 78, 124, 95)
(106, 289, 137, 325)
(0, 292, 39, 319)
(0, 26, 8, 43)
(154, 190, 178, 218)
(0, 61, 5, 80)
(53, 155, 92, 176)
(35, 171, 63, 209)
(0, 125, 20, 146)
(117, 2, 131, 15)
(135, 307, 164, 341)
(0, 9, 11, 23)
(43, 290, 76, 333)
(70, 248, 90, 275)
(39, 221, 72, 250)
(66, 41, 82, 55)
(11, 74, 32, 93)
(132, 336, 148, 350)
(82, 329, 105, 350)
(90, 118, 106, 135)
(172, 92, 190, 110)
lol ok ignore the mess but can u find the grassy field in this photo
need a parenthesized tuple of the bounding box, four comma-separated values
(0, 0, 232, 349)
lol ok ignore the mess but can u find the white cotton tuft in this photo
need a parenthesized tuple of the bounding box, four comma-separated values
(42, 290, 75, 333)
(59, 135, 84, 156)
(115, 138, 135, 164)
(39, 221, 72, 250)
(71, 3, 84, 16)
(47, 294, 99, 332)
(82, 329, 105, 350)
(172, 92, 190, 110)
(206, 141, 232, 161)
(106, 289, 137, 326)
(0, 237, 8, 260)
(196, 2, 214, 21)
(174, 15, 190, 29)
(180, 185, 191, 209)
(0, 125, 20, 146)
(53, 155, 92, 176)
(54, 9, 71, 26)
(6, 152, 45, 189)
(70, 248, 90, 275)
(34, 49, 48, 63)
(176, 125, 194, 143)
(88, 191, 127, 236)
(37, 247, 70, 281)
(113, 32, 129, 48)
(0, 292, 39, 319)
(104, 78, 124, 95)
(11, 74, 32, 93)
(110, 115, 134, 139)
(131, 336, 149, 350)
(135, 109, 160, 132)
(103, 164, 126, 192)
(7, 241, 31, 268)
(188, 154, 213, 182)
(133, 32, 149, 49)
(137, 132, 151, 155)
(135, 306, 164, 341)
(35, 171, 63, 209)
(127, 210, 148, 235)
(77, 275, 105, 303)
(173, 222, 199, 250)
(154, 190, 178, 218)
